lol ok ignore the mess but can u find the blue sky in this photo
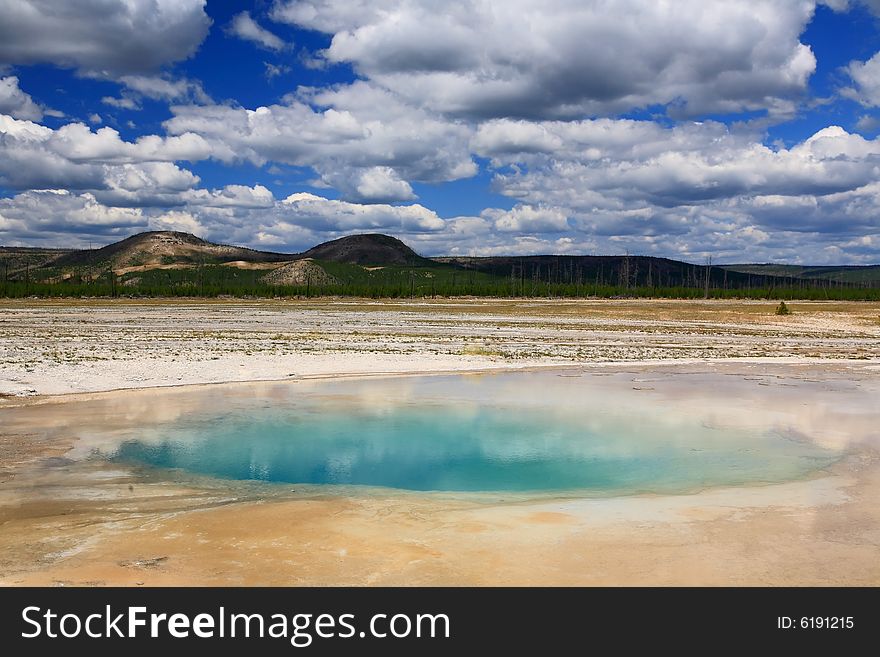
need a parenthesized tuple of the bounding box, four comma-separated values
(1, 1, 880, 263)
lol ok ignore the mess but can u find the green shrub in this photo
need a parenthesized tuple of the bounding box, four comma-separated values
(775, 301, 792, 315)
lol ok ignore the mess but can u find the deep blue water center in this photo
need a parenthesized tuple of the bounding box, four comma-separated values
(102, 372, 837, 494)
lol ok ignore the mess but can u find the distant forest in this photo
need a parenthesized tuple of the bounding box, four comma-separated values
(3, 259, 879, 301)
(2, 233, 879, 301)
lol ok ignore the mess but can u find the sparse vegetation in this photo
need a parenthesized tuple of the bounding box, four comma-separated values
(461, 344, 507, 357)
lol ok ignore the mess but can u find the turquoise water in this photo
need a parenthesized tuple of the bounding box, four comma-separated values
(97, 372, 840, 495)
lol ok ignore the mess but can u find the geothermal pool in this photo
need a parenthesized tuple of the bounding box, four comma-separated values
(68, 370, 841, 495)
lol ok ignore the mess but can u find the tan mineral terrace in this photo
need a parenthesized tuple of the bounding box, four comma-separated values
(0, 298, 879, 585)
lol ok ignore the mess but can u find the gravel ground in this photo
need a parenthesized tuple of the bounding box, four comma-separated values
(1, 297, 879, 396)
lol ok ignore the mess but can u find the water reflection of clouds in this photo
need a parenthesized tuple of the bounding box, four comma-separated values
(461, 371, 875, 452)
(51, 376, 839, 491)
(9, 368, 879, 462)
(315, 371, 880, 453)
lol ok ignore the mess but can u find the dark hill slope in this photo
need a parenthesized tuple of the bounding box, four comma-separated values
(298, 234, 432, 266)
(435, 254, 758, 288)
(723, 264, 880, 285)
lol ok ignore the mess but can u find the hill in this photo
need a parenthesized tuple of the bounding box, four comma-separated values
(2, 230, 878, 299)
(722, 264, 880, 285)
(261, 260, 337, 286)
(436, 254, 754, 289)
(50, 231, 296, 272)
(297, 234, 432, 266)
(0, 246, 74, 278)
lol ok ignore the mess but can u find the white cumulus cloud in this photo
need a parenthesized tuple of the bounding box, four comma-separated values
(228, 11, 287, 51)
(845, 51, 880, 107)
(278, 192, 444, 232)
(273, 0, 817, 119)
(0, 76, 43, 120)
(164, 83, 476, 200)
(0, 0, 211, 74)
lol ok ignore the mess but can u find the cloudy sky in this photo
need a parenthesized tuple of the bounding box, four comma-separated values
(1, 0, 880, 263)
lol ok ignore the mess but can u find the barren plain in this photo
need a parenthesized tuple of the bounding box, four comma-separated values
(1, 298, 878, 586)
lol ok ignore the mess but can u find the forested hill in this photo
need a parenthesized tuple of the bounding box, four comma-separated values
(1, 231, 878, 299)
